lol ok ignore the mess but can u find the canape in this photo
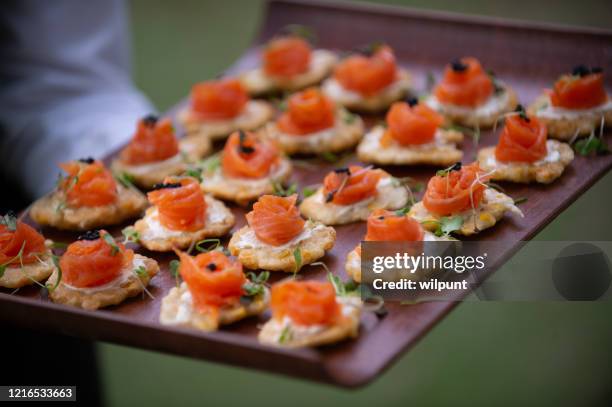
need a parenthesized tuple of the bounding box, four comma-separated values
(30, 158, 148, 231)
(322, 44, 411, 112)
(228, 195, 335, 273)
(357, 98, 463, 166)
(133, 176, 234, 252)
(299, 165, 409, 225)
(240, 30, 337, 95)
(262, 87, 364, 155)
(258, 279, 361, 348)
(178, 78, 274, 141)
(425, 57, 518, 128)
(0, 213, 54, 289)
(528, 65, 612, 140)
(478, 106, 574, 184)
(200, 130, 292, 205)
(409, 163, 523, 236)
(47, 230, 158, 310)
(345, 209, 453, 282)
(160, 250, 269, 331)
(111, 115, 211, 189)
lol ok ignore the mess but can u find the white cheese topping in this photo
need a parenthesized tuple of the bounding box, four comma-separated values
(232, 220, 325, 251)
(209, 160, 289, 189)
(426, 90, 509, 118)
(119, 154, 183, 176)
(535, 99, 612, 120)
(485, 139, 561, 168)
(270, 297, 360, 342)
(62, 256, 146, 294)
(323, 76, 407, 103)
(362, 126, 451, 150)
(141, 196, 228, 239)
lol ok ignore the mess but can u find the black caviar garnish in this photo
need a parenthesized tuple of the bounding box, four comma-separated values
(206, 263, 218, 271)
(142, 114, 159, 127)
(572, 65, 590, 77)
(237, 130, 255, 154)
(354, 41, 383, 57)
(378, 215, 385, 220)
(406, 97, 419, 107)
(4, 210, 16, 219)
(150, 182, 182, 191)
(515, 104, 530, 122)
(78, 230, 101, 241)
(334, 167, 351, 175)
(450, 59, 468, 72)
(78, 157, 95, 164)
(450, 162, 462, 172)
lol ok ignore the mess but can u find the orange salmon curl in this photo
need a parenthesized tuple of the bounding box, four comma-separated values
(190, 78, 249, 120)
(334, 44, 398, 96)
(175, 250, 246, 312)
(246, 194, 305, 246)
(434, 57, 494, 107)
(322, 165, 382, 206)
(147, 177, 207, 232)
(382, 99, 444, 146)
(59, 158, 118, 208)
(423, 162, 489, 216)
(61, 230, 133, 288)
(277, 88, 335, 135)
(120, 115, 179, 165)
(270, 280, 341, 326)
(221, 131, 280, 179)
(0, 216, 46, 265)
(495, 108, 547, 163)
(264, 35, 312, 78)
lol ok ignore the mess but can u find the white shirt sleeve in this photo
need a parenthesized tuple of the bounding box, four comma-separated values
(0, 0, 155, 198)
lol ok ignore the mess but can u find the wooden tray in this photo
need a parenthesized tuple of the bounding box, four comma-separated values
(2, 0, 611, 388)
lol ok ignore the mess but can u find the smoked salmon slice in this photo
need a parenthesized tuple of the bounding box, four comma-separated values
(176, 250, 246, 312)
(221, 131, 279, 179)
(364, 209, 424, 241)
(549, 66, 607, 109)
(434, 57, 494, 107)
(191, 78, 249, 120)
(120, 116, 179, 165)
(382, 99, 444, 146)
(60, 230, 133, 288)
(59, 159, 118, 207)
(263, 36, 312, 78)
(334, 44, 397, 96)
(0, 216, 46, 265)
(495, 109, 547, 163)
(423, 162, 489, 216)
(270, 280, 340, 326)
(245, 194, 305, 246)
(277, 88, 335, 135)
(323, 165, 382, 205)
(147, 177, 207, 232)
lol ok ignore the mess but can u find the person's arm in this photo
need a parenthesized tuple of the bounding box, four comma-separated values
(0, 0, 154, 199)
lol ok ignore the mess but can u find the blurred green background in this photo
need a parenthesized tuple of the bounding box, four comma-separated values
(99, 1, 612, 406)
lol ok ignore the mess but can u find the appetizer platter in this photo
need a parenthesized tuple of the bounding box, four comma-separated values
(2, 0, 612, 388)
